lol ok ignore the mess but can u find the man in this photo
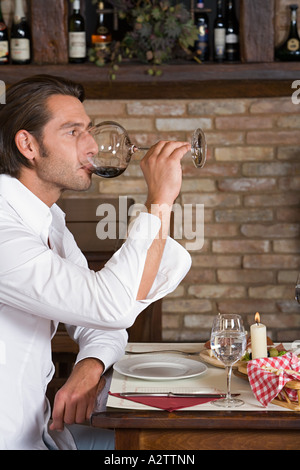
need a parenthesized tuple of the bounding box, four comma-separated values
(0, 75, 191, 450)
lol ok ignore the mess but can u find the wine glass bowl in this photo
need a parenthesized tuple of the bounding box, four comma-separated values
(87, 121, 134, 178)
(83, 120, 207, 178)
(210, 314, 246, 408)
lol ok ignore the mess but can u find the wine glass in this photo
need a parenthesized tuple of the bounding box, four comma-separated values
(80, 120, 207, 178)
(295, 273, 300, 303)
(210, 314, 247, 408)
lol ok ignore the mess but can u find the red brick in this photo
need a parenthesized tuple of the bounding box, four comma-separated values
(191, 254, 241, 268)
(204, 224, 239, 238)
(215, 208, 273, 223)
(217, 299, 277, 314)
(243, 162, 299, 177)
(182, 193, 241, 207)
(241, 223, 300, 238)
(163, 299, 212, 313)
(243, 254, 300, 269)
(277, 207, 300, 222)
(218, 178, 276, 192)
(213, 240, 270, 253)
(216, 116, 273, 130)
(247, 131, 300, 145)
(215, 146, 274, 161)
(279, 177, 300, 191)
(206, 131, 244, 145)
(244, 193, 300, 207)
(249, 285, 294, 299)
(217, 269, 274, 284)
(184, 268, 216, 284)
(189, 284, 246, 298)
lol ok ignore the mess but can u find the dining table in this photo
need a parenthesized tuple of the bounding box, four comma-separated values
(91, 342, 300, 451)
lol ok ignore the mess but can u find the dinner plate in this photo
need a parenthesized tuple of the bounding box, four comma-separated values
(113, 354, 207, 381)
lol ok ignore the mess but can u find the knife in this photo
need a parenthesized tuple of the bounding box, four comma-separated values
(119, 392, 239, 398)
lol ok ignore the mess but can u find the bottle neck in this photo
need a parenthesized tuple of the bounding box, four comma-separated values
(217, 0, 223, 16)
(73, 0, 81, 13)
(227, 0, 234, 13)
(14, 0, 26, 22)
(289, 8, 299, 37)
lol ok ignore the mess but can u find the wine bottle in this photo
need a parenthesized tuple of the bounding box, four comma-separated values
(275, 4, 300, 61)
(194, 1, 210, 62)
(214, 0, 226, 62)
(225, 0, 239, 62)
(0, 1, 9, 65)
(10, 0, 31, 64)
(91, 1, 112, 64)
(68, 0, 86, 63)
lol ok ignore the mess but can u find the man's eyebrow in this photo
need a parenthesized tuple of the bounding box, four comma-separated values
(59, 121, 93, 130)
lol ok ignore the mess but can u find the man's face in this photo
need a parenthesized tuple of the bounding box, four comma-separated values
(33, 94, 98, 196)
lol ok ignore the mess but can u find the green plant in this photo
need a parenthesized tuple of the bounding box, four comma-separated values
(88, 0, 198, 71)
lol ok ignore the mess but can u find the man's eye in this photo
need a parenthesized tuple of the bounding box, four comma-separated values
(68, 129, 78, 136)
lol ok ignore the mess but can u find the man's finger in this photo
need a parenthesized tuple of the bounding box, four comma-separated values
(49, 396, 65, 431)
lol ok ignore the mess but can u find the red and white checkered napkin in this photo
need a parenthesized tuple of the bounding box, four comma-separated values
(247, 352, 300, 407)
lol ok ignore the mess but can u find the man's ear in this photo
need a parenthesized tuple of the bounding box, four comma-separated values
(15, 130, 39, 162)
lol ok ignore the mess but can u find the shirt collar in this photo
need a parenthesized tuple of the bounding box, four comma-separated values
(0, 174, 65, 245)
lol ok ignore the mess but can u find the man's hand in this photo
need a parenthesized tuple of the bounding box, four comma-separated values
(49, 357, 104, 432)
(141, 140, 191, 208)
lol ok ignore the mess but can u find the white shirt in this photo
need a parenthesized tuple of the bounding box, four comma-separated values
(0, 174, 191, 450)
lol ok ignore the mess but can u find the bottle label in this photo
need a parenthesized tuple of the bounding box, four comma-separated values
(287, 38, 300, 51)
(11, 38, 30, 61)
(215, 28, 226, 56)
(97, 26, 109, 35)
(69, 32, 86, 58)
(197, 24, 208, 40)
(226, 33, 238, 44)
(0, 41, 9, 62)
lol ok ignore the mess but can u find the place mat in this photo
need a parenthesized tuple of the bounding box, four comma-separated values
(102, 343, 295, 412)
(109, 392, 221, 412)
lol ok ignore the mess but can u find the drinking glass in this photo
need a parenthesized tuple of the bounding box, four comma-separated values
(210, 314, 247, 408)
(295, 273, 300, 303)
(79, 120, 207, 178)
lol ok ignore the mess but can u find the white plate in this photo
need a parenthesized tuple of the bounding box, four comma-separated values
(113, 354, 207, 381)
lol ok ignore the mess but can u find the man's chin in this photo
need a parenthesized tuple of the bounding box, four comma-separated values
(62, 173, 93, 193)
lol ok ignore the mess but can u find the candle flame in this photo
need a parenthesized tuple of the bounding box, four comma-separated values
(255, 312, 260, 324)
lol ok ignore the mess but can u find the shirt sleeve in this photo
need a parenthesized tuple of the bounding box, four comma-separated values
(0, 212, 191, 331)
(65, 324, 128, 372)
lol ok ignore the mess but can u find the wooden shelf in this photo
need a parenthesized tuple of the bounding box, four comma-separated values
(1, 61, 298, 99)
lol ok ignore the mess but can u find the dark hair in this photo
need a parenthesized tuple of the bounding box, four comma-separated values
(0, 74, 85, 177)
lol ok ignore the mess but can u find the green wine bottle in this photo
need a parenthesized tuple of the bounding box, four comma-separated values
(10, 0, 31, 64)
(275, 4, 300, 61)
(68, 0, 86, 63)
(0, 2, 9, 65)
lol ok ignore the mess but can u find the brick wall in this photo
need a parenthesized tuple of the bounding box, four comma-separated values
(78, 95, 300, 343)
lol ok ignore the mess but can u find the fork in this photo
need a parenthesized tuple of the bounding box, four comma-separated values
(125, 349, 201, 356)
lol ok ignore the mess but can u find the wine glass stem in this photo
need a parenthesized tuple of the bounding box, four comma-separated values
(226, 365, 233, 400)
(132, 145, 150, 153)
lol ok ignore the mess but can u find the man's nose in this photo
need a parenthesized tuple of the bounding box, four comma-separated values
(78, 130, 98, 156)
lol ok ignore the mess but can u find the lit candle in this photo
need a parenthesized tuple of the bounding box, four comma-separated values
(250, 312, 268, 359)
